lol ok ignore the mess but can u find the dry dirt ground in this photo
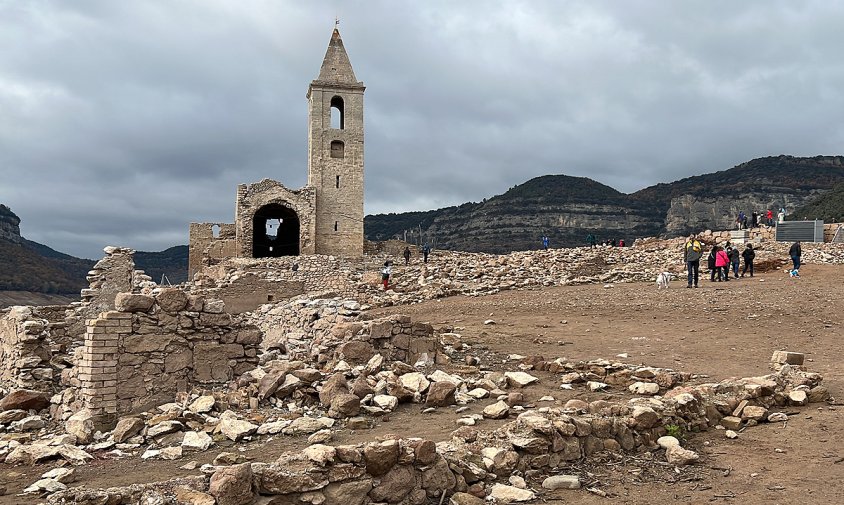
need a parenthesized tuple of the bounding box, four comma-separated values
(2, 264, 843, 504)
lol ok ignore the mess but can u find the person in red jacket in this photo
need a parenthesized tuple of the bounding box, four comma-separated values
(766, 209, 774, 226)
(715, 245, 730, 282)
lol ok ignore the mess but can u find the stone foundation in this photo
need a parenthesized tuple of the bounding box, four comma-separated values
(46, 363, 825, 505)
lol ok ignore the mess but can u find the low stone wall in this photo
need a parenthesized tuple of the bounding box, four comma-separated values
(47, 362, 826, 505)
(194, 255, 367, 312)
(0, 306, 53, 390)
(250, 298, 439, 368)
(75, 289, 260, 426)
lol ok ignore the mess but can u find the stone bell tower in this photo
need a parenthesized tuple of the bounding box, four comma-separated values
(307, 28, 365, 257)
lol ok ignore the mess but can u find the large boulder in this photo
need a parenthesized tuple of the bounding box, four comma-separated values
(209, 463, 254, 505)
(112, 417, 145, 443)
(329, 394, 361, 418)
(114, 293, 154, 312)
(369, 464, 416, 502)
(425, 381, 457, 407)
(320, 373, 349, 405)
(155, 288, 188, 312)
(0, 390, 50, 411)
(363, 439, 399, 476)
(219, 419, 258, 442)
(65, 410, 95, 444)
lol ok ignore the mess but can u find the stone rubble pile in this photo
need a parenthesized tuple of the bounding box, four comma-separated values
(362, 240, 844, 306)
(40, 353, 828, 504)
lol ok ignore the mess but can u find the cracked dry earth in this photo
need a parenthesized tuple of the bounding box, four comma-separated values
(2, 264, 843, 504)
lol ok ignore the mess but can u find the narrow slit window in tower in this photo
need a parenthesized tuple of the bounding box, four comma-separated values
(336, 175, 340, 188)
(330, 96, 344, 129)
(334, 221, 338, 232)
(330, 140, 344, 158)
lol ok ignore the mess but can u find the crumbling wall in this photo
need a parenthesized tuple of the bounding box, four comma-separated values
(65, 247, 136, 344)
(46, 362, 826, 505)
(0, 306, 53, 390)
(235, 179, 317, 257)
(251, 298, 438, 368)
(187, 222, 237, 280)
(76, 288, 260, 426)
(194, 255, 364, 312)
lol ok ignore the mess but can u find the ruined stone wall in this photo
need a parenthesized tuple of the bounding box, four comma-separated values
(194, 255, 364, 312)
(0, 306, 53, 390)
(235, 180, 317, 258)
(187, 222, 237, 280)
(77, 289, 260, 425)
(47, 362, 825, 505)
(65, 247, 136, 345)
(250, 298, 438, 369)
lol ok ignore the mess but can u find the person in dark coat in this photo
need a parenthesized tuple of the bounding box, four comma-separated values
(741, 243, 755, 277)
(403, 246, 411, 265)
(729, 245, 740, 278)
(707, 246, 718, 282)
(789, 241, 802, 271)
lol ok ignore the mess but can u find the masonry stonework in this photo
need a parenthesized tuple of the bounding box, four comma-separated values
(187, 28, 365, 280)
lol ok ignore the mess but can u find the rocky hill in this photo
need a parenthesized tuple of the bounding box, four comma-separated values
(365, 155, 844, 253)
(788, 182, 844, 223)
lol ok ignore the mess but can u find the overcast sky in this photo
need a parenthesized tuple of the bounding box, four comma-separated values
(2, 1, 843, 258)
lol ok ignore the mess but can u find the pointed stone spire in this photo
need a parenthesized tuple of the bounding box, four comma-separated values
(314, 28, 363, 87)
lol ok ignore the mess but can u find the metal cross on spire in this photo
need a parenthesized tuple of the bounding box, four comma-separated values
(335, 16, 340, 28)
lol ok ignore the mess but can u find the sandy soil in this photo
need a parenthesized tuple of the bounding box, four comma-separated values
(1, 264, 842, 504)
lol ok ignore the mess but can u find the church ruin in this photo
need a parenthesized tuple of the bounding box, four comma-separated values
(188, 28, 365, 279)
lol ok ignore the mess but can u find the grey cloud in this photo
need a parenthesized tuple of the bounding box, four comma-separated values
(2, 0, 844, 258)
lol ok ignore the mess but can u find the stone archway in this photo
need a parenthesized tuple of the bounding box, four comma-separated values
(252, 204, 300, 257)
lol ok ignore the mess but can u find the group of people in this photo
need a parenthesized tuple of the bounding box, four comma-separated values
(705, 242, 756, 281)
(735, 208, 786, 229)
(586, 234, 625, 248)
(683, 234, 803, 288)
(384, 244, 433, 289)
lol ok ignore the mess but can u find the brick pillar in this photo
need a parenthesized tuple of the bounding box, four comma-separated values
(79, 311, 131, 429)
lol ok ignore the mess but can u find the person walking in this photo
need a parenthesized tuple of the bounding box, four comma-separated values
(789, 241, 802, 271)
(741, 243, 755, 277)
(381, 261, 392, 290)
(729, 244, 740, 278)
(715, 245, 730, 281)
(751, 211, 758, 228)
(403, 246, 411, 265)
(422, 243, 431, 264)
(542, 235, 549, 250)
(586, 233, 596, 248)
(766, 209, 773, 226)
(683, 234, 703, 288)
(707, 245, 718, 281)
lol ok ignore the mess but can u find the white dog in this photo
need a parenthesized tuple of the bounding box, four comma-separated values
(655, 271, 673, 289)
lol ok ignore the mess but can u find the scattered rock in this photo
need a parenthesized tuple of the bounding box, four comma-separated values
(542, 474, 581, 490)
(504, 371, 539, 388)
(489, 483, 535, 502)
(665, 445, 699, 466)
(219, 419, 258, 442)
(483, 401, 510, 419)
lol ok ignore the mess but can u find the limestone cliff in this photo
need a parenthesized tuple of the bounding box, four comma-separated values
(0, 204, 22, 244)
(365, 155, 844, 251)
